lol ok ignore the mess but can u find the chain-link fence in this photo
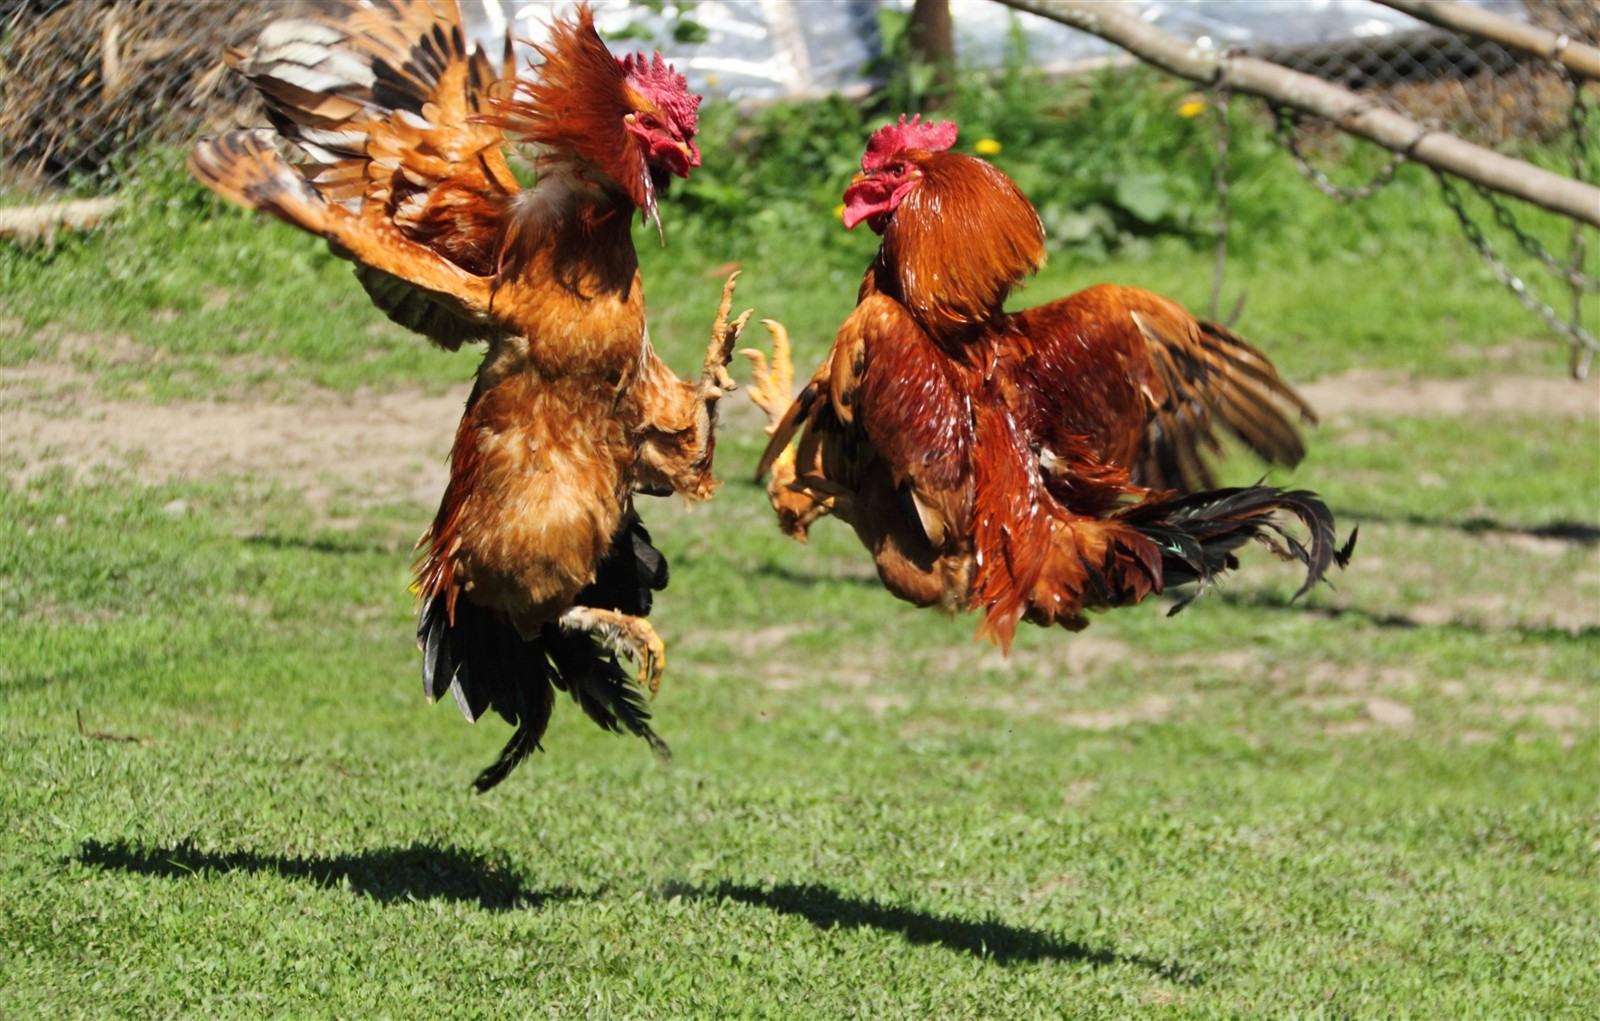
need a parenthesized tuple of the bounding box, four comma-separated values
(1, 0, 1593, 369)
(1253, 3, 1598, 374)
(0, 0, 1593, 197)
(0, 1, 299, 194)
(1263, 3, 1596, 152)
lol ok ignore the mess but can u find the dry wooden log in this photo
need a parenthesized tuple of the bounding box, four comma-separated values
(0, 197, 118, 244)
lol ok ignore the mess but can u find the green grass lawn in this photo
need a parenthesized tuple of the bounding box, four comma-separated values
(3, 122, 1598, 1016)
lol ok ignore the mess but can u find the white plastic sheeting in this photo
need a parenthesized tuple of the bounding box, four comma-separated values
(461, 0, 1528, 100)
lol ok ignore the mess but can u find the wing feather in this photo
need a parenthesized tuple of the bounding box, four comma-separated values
(197, 0, 518, 348)
(758, 294, 973, 548)
(1129, 303, 1315, 492)
(1011, 285, 1315, 496)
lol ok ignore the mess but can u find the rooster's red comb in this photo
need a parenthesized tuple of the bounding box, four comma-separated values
(620, 51, 702, 136)
(862, 114, 958, 172)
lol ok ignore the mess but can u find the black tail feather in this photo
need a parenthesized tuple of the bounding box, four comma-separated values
(419, 593, 528, 726)
(545, 626, 670, 760)
(471, 717, 546, 793)
(418, 595, 555, 792)
(414, 514, 672, 792)
(1118, 483, 1355, 613)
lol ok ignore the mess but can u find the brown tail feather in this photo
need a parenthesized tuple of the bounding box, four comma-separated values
(973, 400, 1354, 645)
(970, 401, 1165, 649)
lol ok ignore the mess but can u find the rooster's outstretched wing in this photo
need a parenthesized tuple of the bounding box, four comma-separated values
(189, 0, 516, 348)
(1016, 284, 1316, 495)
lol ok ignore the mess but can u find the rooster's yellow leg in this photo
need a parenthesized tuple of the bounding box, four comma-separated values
(557, 606, 666, 697)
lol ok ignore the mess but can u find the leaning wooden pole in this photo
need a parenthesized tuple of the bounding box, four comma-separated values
(999, 0, 1600, 230)
(1376, 0, 1600, 82)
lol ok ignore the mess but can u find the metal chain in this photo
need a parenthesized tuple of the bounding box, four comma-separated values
(1273, 101, 1416, 202)
(1209, 53, 1235, 323)
(1557, 46, 1593, 378)
(1466, 181, 1599, 293)
(1436, 171, 1599, 376)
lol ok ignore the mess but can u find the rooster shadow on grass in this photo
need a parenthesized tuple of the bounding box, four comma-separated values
(689, 881, 1202, 982)
(73, 837, 575, 912)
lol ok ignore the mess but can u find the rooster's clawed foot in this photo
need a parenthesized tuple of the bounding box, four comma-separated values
(700, 271, 754, 401)
(739, 318, 794, 436)
(557, 606, 666, 698)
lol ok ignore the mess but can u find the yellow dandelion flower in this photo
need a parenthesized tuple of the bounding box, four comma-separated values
(975, 138, 1002, 156)
(1177, 95, 1208, 118)
(834, 203, 846, 220)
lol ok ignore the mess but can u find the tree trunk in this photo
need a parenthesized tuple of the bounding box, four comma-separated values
(909, 0, 955, 109)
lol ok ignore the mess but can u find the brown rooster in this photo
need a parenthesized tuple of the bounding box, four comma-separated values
(746, 115, 1352, 648)
(189, 1, 751, 789)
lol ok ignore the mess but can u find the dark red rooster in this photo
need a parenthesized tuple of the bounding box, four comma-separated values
(190, 1, 751, 788)
(746, 115, 1352, 648)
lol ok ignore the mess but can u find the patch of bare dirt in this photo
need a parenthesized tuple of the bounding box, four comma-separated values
(1285, 662, 1421, 695)
(1320, 696, 1418, 737)
(1053, 693, 1173, 731)
(1000, 633, 1137, 679)
(1362, 696, 1416, 729)
(819, 692, 907, 717)
(6, 338, 1595, 511)
(1480, 532, 1586, 557)
(895, 687, 1177, 730)
(4, 363, 460, 507)
(708, 623, 811, 662)
(1299, 369, 1599, 422)
(1060, 778, 1100, 810)
(1404, 590, 1598, 636)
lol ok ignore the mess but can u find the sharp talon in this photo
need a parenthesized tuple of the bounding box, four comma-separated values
(643, 643, 664, 698)
(710, 273, 741, 342)
(558, 606, 667, 699)
(741, 319, 796, 429)
(760, 319, 793, 384)
(703, 273, 753, 402)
